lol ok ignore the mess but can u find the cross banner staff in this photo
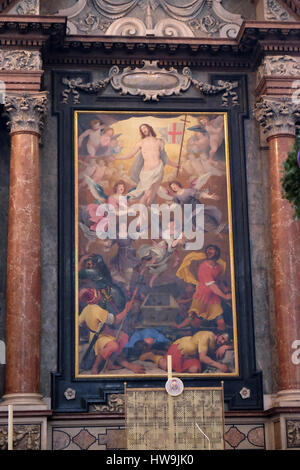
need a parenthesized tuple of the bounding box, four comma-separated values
(176, 115, 190, 176)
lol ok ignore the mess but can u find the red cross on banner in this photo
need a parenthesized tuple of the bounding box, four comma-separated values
(167, 122, 184, 144)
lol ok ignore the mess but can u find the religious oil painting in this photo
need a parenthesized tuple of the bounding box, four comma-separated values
(75, 111, 239, 378)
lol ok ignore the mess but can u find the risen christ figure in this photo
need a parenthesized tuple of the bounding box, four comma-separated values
(110, 123, 178, 206)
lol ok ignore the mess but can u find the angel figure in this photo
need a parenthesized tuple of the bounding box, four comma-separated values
(188, 115, 224, 160)
(168, 180, 227, 236)
(78, 119, 104, 157)
(78, 120, 122, 158)
(96, 127, 122, 158)
(78, 158, 109, 191)
(138, 221, 186, 288)
(79, 177, 129, 251)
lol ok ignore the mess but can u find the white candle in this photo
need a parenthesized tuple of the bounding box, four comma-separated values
(167, 355, 172, 380)
(8, 404, 13, 450)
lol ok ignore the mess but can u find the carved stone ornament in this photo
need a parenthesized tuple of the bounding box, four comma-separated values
(61, 60, 239, 105)
(64, 387, 76, 400)
(190, 76, 239, 107)
(254, 96, 300, 140)
(56, 0, 243, 39)
(7, 0, 39, 15)
(257, 56, 300, 83)
(239, 387, 251, 399)
(61, 72, 114, 105)
(0, 424, 41, 450)
(89, 394, 125, 414)
(110, 61, 191, 101)
(287, 420, 300, 448)
(264, 0, 295, 21)
(0, 50, 42, 71)
(4, 92, 48, 135)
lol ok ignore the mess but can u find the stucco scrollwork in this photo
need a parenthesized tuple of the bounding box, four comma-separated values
(110, 61, 191, 101)
(61, 61, 239, 105)
(57, 0, 243, 38)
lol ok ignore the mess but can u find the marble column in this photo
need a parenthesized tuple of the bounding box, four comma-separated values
(2, 92, 48, 406)
(254, 96, 300, 404)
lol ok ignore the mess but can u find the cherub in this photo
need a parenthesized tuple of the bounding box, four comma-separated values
(78, 119, 104, 157)
(78, 158, 107, 190)
(96, 127, 122, 157)
(188, 115, 224, 159)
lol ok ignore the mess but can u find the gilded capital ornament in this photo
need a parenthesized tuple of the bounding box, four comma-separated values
(254, 96, 300, 140)
(4, 92, 48, 135)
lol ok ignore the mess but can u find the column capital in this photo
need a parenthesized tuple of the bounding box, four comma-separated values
(4, 91, 48, 136)
(253, 95, 300, 140)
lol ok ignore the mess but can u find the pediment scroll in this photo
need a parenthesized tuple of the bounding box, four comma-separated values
(56, 0, 243, 38)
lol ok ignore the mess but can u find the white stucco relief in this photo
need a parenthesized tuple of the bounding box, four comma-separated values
(55, 0, 243, 38)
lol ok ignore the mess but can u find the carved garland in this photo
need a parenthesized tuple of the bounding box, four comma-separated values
(61, 60, 239, 106)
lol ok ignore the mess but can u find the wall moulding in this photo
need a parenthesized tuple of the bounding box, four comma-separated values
(1, 16, 300, 68)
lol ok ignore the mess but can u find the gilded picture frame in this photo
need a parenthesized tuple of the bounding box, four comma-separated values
(74, 110, 239, 379)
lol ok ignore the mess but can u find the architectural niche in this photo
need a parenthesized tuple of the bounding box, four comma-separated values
(56, 0, 243, 38)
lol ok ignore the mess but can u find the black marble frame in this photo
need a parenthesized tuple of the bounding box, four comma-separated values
(51, 69, 263, 412)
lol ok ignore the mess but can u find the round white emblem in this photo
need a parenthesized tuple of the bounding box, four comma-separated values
(165, 377, 184, 396)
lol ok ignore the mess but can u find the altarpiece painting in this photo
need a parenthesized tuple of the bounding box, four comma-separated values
(75, 110, 238, 379)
